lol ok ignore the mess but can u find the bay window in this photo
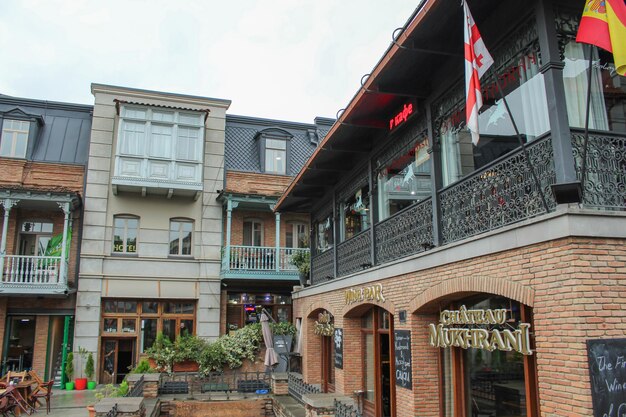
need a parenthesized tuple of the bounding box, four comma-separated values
(114, 105, 204, 190)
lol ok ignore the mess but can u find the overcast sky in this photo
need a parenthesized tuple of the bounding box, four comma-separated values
(0, 1, 418, 123)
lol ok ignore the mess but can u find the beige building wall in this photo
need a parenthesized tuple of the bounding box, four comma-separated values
(75, 84, 230, 367)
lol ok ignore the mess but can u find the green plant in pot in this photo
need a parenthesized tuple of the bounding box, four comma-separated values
(75, 347, 88, 390)
(85, 352, 96, 390)
(65, 352, 75, 390)
(291, 249, 311, 286)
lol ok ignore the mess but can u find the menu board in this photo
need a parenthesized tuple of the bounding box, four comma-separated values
(394, 330, 412, 389)
(334, 328, 343, 369)
(586, 338, 626, 417)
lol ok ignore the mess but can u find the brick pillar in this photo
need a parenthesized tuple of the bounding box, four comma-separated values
(32, 315, 50, 377)
(302, 315, 319, 383)
(335, 316, 363, 397)
(412, 313, 440, 417)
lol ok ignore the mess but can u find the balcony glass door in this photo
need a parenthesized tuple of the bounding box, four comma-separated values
(19, 221, 53, 256)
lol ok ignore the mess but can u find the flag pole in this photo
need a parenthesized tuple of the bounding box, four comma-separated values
(492, 77, 550, 213)
(579, 44, 595, 204)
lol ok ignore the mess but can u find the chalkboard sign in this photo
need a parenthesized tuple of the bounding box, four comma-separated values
(586, 338, 626, 417)
(394, 330, 412, 389)
(334, 328, 343, 369)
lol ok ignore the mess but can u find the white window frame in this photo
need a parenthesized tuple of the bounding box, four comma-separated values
(286, 222, 308, 248)
(115, 106, 204, 181)
(169, 218, 194, 256)
(0, 119, 30, 159)
(264, 138, 287, 174)
(113, 215, 139, 254)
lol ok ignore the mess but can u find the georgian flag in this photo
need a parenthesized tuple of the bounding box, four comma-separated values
(464, 0, 494, 145)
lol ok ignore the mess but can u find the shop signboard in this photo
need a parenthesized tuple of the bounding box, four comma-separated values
(334, 328, 343, 369)
(586, 338, 626, 417)
(394, 330, 412, 389)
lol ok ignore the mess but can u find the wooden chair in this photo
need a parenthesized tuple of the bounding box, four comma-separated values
(30, 380, 53, 414)
(5, 371, 27, 385)
(0, 386, 33, 416)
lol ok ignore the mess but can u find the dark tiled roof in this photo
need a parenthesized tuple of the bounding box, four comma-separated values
(225, 114, 332, 175)
(0, 96, 92, 165)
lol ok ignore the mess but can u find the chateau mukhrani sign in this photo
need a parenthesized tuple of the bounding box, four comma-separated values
(345, 283, 385, 305)
(428, 305, 533, 355)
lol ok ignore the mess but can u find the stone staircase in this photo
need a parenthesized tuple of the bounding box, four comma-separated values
(273, 395, 306, 417)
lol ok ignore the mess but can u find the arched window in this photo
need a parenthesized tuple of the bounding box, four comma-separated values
(169, 218, 193, 256)
(113, 215, 139, 254)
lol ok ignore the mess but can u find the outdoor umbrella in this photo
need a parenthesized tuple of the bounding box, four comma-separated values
(261, 312, 279, 367)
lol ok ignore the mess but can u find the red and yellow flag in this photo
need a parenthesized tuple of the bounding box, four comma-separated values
(576, 0, 626, 76)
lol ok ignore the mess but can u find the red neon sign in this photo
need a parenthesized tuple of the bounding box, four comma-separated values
(389, 103, 413, 131)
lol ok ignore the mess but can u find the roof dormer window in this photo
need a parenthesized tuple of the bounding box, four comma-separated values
(0, 119, 30, 159)
(265, 138, 287, 174)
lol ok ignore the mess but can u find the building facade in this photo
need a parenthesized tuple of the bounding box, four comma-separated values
(0, 95, 92, 384)
(277, 1, 626, 416)
(75, 84, 230, 383)
(219, 115, 332, 334)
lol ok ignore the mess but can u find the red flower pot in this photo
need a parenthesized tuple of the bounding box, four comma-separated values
(173, 360, 199, 372)
(75, 378, 88, 390)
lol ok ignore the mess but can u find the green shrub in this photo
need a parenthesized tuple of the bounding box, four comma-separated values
(173, 333, 206, 363)
(270, 321, 296, 336)
(85, 352, 95, 380)
(145, 332, 175, 372)
(65, 352, 74, 381)
(130, 359, 156, 374)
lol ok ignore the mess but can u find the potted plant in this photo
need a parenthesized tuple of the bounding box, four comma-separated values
(172, 334, 205, 372)
(65, 352, 75, 390)
(75, 347, 88, 390)
(291, 250, 311, 286)
(85, 352, 96, 390)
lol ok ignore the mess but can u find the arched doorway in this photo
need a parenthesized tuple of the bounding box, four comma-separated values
(360, 306, 395, 417)
(426, 294, 538, 417)
(312, 311, 335, 393)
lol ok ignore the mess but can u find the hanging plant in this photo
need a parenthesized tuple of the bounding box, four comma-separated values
(313, 311, 334, 336)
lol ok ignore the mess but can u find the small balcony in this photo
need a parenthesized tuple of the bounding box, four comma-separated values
(0, 255, 69, 295)
(221, 245, 309, 280)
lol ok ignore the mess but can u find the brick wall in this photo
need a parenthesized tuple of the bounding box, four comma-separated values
(0, 299, 7, 360)
(293, 237, 626, 417)
(32, 315, 50, 376)
(225, 171, 292, 197)
(0, 159, 85, 193)
(165, 399, 273, 417)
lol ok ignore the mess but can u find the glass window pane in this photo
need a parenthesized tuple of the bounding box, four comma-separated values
(181, 303, 194, 314)
(162, 319, 176, 342)
(124, 108, 146, 119)
(152, 111, 174, 123)
(364, 332, 375, 402)
(180, 319, 193, 336)
(181, 229, 192, 255)
(104, 318, 118, 333)
(179, 113, 201, 125)
(124, 301, 137, 313)
(14, 133, 27, 158)
(141, 319, 158, 352)
(142, 301, 158, 314)
(176, 127, 199, 160)
(164, 303, 175, 314)
(266, 138, 286, 150)
(121, 121, 145, 156)
(103, 300, 115, 313)
(149, 124, 172, 158)
(122, 319, 136, 333)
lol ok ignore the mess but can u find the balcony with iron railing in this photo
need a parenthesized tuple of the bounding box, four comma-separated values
(221, 245, 310, 280)
(0, 254, 69, 295)
(310, 130, 626, 285)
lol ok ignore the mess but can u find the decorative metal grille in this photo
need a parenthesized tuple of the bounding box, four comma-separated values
(334, 399, 362, 417)
(336, 166, 369, 209)
(375, 198, 433, 264)
(440, 135, 556, 244)
(126, 375, 144, 397)
(337, 230, 372, 277)
(571, 130, 626, 211)
(288, 372, 320, 405)
(311, 249, 334, 285)
(105, 404, 118, 417)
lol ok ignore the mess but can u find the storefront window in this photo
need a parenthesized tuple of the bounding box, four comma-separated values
(226, 292, 293, 330)
(141, 319, 157, 353)
(437, 295, 535, 417)
(438, 49, 549, 187)
(562, 41, 625, 133)
(364, 332, 375, 402)
(377, 137, 431, 221)
(341, 186, 370, 241)
(315, 214, 334, 253)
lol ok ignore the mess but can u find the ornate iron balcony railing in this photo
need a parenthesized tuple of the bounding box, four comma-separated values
(225, 246, 309, 272)
(0, 254, 68, 294)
